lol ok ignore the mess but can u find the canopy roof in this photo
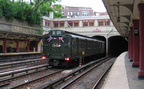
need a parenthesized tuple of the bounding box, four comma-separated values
(102, 0, 142, 37)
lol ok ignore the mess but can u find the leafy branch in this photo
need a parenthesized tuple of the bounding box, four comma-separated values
(0, 0, 63, 24)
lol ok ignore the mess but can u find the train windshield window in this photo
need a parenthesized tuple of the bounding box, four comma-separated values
(53, 37, 61, 47)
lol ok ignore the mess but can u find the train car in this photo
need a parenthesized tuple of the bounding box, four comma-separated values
(42, 29, 105, 67)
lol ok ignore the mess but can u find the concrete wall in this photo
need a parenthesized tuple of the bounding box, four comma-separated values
(0, 17, 42, 36)
(52, 26, 120, 37)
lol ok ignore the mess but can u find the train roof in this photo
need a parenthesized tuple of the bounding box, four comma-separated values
(47, 29, 104, 42)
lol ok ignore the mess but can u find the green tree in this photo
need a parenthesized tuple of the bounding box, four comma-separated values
(0, 0, 63, 24)
(0, 0, 17, 19)
(25, 0, 62, 17)
(53, 4, 64, 18)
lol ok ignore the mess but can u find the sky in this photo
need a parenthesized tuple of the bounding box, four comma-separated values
(56, 0, 106, 12)
(23, 0, 106, 12)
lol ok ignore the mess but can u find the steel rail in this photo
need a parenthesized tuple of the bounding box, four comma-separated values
(10, 70, 63, 89)
(0, 64, 48, 77)
(35, 57, 111, 89)
(60, 57, 112, 89)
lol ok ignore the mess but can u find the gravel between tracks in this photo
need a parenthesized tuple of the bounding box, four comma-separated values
(57, 58, 116, 89)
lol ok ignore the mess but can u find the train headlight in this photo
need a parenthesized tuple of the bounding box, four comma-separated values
(42, 56, 46, 60)
(65, 57, 70, 61)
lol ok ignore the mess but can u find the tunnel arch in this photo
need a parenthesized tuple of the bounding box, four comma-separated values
(92, 36, 106, 42)
(108, 36, 128, 56)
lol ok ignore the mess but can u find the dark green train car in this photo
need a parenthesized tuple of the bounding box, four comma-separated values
(42, 30, 105, 67)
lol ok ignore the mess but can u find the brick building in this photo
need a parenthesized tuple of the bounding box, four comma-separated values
(61, 6, 94, 17)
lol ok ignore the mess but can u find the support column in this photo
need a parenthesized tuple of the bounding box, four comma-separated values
(130, 27, 134, 62)
(79, 20, 83, 27)
(3, 39, 7, 53)
(132, 19, 139, 67)
(58, 22, 60, 27)
(27, 40, 30, 52)
(138, 3, 144, 78)
(128, 30, 131, 58)
(72, 22, 74, 27)
(94, 20, 98, 26)
(35, 41, 39, 52)
(15, 40, 19, 52)
(64, 21, 68, 27)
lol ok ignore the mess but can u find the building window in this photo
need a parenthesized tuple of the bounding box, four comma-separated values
(54, 22, 58, 27)
(74, 23, 79, 27)
(59, 21, 64, 27)
(83, 23, 88, 26)
(82, 11, 89, 16)
(74, 21, 79, 27)
(54, 23, 58, 27)
(67, 21, 73, 27)
(71, 12, 73, 16)
(105, 20, 110, 26)
(62, 11, 64, 15)
(45, 20, 50, 27)
(77, 12, 80, 16)
(89, 20, 94, 26)
(83, 20, 88, 26)
(67, 12, 70, 15)
(98, 22, 103, 26)
(45, 22, 49, 27)
(98, 20, 104, 26)
(89, 22, 94, 26)
(60, 23, 64, 27)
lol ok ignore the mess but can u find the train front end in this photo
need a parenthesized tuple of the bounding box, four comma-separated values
(42, 30, 72, 67)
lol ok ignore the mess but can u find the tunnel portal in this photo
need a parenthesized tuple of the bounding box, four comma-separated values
(108, 36, 128, 56)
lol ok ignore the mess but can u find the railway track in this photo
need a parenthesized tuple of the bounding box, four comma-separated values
(0, 59, 48, 80)
(59, 58, 115, 89)
(0, 57, 115, 89)
(0, 67, 64, 89)
(0, 58, 46, 70)
(34, 57, 115, 89)
(10, 69, 64, 89)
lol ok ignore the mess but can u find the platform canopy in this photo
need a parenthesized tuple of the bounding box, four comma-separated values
(102, 0, 142, 37)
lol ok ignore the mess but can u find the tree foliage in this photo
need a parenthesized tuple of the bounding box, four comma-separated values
(0, 0, 63, 24)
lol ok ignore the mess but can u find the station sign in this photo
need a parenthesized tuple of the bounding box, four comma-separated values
(93, 28, 101, 32)
(134, 29, 139, 36)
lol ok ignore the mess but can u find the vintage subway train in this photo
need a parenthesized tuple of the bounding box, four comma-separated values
(42, 29, 105, 67)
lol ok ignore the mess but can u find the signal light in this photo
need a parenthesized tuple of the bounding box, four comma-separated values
(65, 57, 70, 61)
(42, 56, 46, 60)
(45, 34, 49, 36)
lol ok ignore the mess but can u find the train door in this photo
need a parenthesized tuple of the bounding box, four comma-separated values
(62, 37, 71, 57)
(71, 38, 77, 58)
(76, 38, 79, 56)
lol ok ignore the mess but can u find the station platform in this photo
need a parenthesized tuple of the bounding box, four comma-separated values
(0, 52, 41, 56)
(0, 52, 42, 62)
(102, 52, 144, 89)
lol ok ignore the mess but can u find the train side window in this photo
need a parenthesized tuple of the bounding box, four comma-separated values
(63, 37, 69, 44)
